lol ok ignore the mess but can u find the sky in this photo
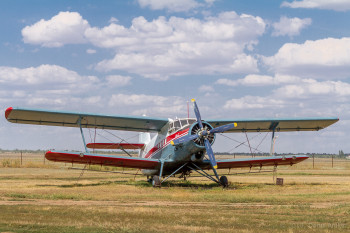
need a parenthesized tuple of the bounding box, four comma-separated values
(1, 0, 350, 154)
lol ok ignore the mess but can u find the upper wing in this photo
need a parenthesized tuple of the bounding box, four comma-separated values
(5, 107, 169, 132)
(45, 150, 160, 169)
(200, 155, 308, 170)
(206, 117, 338, 133)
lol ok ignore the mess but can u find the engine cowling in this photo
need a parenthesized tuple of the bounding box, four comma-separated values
(189, 121, 215, 147)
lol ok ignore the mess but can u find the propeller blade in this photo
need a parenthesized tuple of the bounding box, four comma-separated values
(192, 99, 203, 129)
(210, 122, 237, 134)
(204, 138, 217, 169)
(171, 133, 199, 146)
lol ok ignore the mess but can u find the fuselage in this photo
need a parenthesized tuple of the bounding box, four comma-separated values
(140, 118, 212, 175)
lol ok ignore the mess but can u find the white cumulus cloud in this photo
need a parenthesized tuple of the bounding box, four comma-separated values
(199, 85, 215, 92)
(21, 11, 266, 80)
(282, 0, 350, 11)
(138, 0, 201, 12)
(22, 11, 90, 47)
(0, 64, 98, 86)
(105, 75, 132, 87)
(91, 12, 265, 80)
(108, 94, 185, 117)
(0, 65, 102, 109)
(224, 96, 285, 110)
(274, 79, 350, 98)
(262, 37, 350, 79)
(272, 16, 311, 37)
(216, 74, 301, 87)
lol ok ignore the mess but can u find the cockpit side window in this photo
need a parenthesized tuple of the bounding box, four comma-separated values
(168, 118, 196, 134)
(180, 120, 188, 127)
(174, 120, 181, 130)
(188, 119, 196, 125)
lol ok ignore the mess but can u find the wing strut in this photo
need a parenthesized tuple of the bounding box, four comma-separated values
(269, 122, 279, 156)
(78, 116, 88, 153)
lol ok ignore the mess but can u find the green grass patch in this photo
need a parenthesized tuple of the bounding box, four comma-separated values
(5, 193, 92, 201)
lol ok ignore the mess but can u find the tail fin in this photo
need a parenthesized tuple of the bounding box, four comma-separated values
(138, 132, 151, 157)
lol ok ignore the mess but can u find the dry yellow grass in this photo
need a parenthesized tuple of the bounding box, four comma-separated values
(0, 152, 349, 232)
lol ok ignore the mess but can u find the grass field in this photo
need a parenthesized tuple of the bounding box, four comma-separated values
(0, 152, 349, 232)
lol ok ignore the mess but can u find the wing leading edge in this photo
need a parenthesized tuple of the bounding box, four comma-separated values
(45, 150, 160, 169)
(206, 118, 338, 133)
(5, 107, 169, 132)
(199, 155, 308, 170)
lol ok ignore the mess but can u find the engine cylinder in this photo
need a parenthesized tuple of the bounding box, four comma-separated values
(189, 122, 215, 147)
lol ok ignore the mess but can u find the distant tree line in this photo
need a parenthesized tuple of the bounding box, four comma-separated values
(216, 151, 347, 158)
(0, 148, 348, 158)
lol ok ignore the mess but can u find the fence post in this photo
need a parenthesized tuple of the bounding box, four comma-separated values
(332, 154, 334, 168)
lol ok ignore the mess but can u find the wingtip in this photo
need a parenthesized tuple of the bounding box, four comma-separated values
(5, 107, 13, 119)
(45, 150, 52, 159)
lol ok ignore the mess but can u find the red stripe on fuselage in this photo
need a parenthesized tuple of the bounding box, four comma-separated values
(144, 128, 189, 159)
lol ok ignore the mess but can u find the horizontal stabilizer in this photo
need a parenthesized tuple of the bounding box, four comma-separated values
(45, 150, 159, 169)
(86, 143, 145, 150)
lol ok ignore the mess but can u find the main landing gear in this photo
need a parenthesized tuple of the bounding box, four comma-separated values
(148, 174, 229, 188)
(147, 175, 161, 188)
(151, 175, 161, 188)
(219, 175, 229, 188)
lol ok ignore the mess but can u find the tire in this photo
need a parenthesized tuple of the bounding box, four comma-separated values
(220, 176, 229, 188)
(152, 175, 161, 188)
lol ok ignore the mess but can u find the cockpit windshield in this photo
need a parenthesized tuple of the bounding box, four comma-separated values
(168, 118, 196, 134)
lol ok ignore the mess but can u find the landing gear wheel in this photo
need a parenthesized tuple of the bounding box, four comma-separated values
(220, 176, 229, 188)
(152, 175, 161, 188)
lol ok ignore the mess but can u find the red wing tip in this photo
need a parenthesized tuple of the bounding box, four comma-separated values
(45, 150, 52, 155)
(5, 107, 13, 119)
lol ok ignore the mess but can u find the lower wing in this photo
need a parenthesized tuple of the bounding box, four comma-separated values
(200, 155, 308, 169)
(45, 151, 160, 169)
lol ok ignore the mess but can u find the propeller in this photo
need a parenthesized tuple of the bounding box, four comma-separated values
(171, 99, 237, 171)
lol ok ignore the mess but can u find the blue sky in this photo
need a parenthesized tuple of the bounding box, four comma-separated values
(1, 0, 350, 154)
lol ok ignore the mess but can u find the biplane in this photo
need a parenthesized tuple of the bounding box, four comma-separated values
(5, 99, 338, 187)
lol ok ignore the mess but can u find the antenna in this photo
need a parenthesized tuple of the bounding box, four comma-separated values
(187, 100, 189, 118)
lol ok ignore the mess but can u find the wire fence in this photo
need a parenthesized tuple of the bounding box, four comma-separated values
(1, 151, 350, 170)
